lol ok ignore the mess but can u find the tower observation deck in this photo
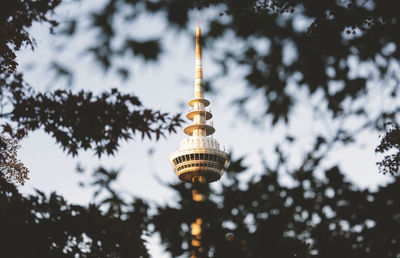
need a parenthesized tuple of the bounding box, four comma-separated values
(169, 26, 229, 183)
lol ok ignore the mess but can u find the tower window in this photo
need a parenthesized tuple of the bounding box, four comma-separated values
(205, 154, 209, 160)
(182, 155, 186, 162)
(178, 157, 182, 163)
(195, 153, 199, 160)
(190, 154, 195, 160)
(200, 153, 204, 160)
(186, 155, 190, 161)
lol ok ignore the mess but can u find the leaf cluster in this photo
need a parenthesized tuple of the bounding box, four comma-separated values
(0, 0, 61, 74)
(376, 123, 400, 175)
(9, 88, 183, 156)
(0, 135, 29, 185)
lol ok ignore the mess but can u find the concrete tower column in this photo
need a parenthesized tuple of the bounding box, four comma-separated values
(191, 175, 206, 258)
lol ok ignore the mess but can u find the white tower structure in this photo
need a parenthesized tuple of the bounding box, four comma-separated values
(169, 26, 229, 183)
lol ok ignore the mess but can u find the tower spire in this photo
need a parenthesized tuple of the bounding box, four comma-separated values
(195, 25, 203, 99)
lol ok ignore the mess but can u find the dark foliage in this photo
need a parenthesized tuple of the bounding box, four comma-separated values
(0, 0, 61, 74)
(0, 2, 180, 255)
(0, 173, 149, 257)
(57, 0, 400, 125)
(2, 0, 398, 171)
(49, 0, 400, 172)
(0, 135, 29, 184)
(10, 88, 182, 156)
(153, 154, 400, 258)
(2, 150, 399, 257)
(376, 123, 400, 175)
(0, 0, 183, 157)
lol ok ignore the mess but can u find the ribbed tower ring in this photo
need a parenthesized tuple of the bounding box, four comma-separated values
(184, 124, 215, 136)
(170, 148, 230, 183)
(186, 110, 212, 120)
(188, 98, 210, 107)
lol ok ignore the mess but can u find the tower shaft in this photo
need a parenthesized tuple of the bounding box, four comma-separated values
(191, 175, 206, 258)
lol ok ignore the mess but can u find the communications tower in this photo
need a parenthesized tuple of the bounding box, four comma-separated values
(169, 26, 229, 183)
(169, 25, 230, 257)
